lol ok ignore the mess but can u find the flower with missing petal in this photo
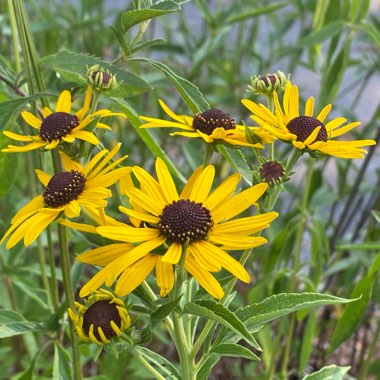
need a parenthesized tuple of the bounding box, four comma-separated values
(78, 158, 278, 300)
(1, 144, 129, 249)
(2, 87, 125, 153)
(242, 82, 376, 158)
(140, 100, 266, 148)
(68, 289, 130, 345)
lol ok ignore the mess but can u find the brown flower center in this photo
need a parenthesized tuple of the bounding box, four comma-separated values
(39, 112, 79, 142)
(82, 300, 122, 341)
(158, 199, 213, 244)
(43, 170, 86, 208)
(91, 70, 112, 85)
(259, 161, 284, 183)
(287, 116, 327, 143)
(192, 109, 235, 135)
(261, 75, 277, 85)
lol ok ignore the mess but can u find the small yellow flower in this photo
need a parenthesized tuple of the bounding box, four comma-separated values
(1, 144, 129, 249)
(78, 158, 278, 300)
(242, 82, 376, 159)
(140, 100, 265, 148)
(68, 289, 130, 345)
(2, 86, 125, 153)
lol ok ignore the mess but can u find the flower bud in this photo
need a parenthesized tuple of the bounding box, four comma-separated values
(87, 65, 118, 92)
(247, 70, 289, 95)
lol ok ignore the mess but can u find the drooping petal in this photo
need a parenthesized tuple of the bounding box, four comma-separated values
(3, 131, 34, 141)
(188, 243, 221, 272)
(161, 242, 182, 264)
(97, 225, 161, 243)
(156, 259, 174, 296)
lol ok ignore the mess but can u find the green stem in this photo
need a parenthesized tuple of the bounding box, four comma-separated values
(46, 226, 59, 311)
(203, 144, 214, 166)
(170, 246, 195, 379)
(132, 348, 166, 380)
(7, 0, 21, 72)
(280, 158, 314, 377)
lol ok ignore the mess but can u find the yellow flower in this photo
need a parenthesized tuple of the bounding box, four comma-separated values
(2, 86, 125, 153)
(68, 289, 130, 345)
(242, 82, 376, 158)
(140, 99, 265, 148)
(78, 158, 278, 300)
(1, 144, 129, 249)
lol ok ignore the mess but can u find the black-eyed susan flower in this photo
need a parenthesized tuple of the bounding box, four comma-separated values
(2, 87, 125, 153)
(242, 82, 376, 159)
(1, 144, 129, 249)
(78, 158, 278, 300)
(140, 100, 265, 148)
(68, 289, 131, 345)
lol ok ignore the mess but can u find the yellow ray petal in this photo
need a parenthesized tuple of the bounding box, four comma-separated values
(58, 218, 97, 234)
(3, 131, 34, 142)
(59, 151, 83, 172)
(21, 111, 41, 129)
(212, 183, 268, 223)
(330, 122, 361, 138)
(127, 187, 164, 216)
(325, 117, 347, 132)
(208, 234, 267, 250)
(289, 85, 299, 119)
(56, 90, 71, 113)
(304, 126, 321, 146)
(316, 104, 332, 122)
(181, 165, 204, 199)
(155, 158, 179, 203)
(158, 99, 188, 124)
(305, 97, 314, 117)
(87, 167, 130, 189)
(77, 243, 134, 266)
(41, 107, 52, 118)
(185, 255, 224, 300)
(75, 86, 91, 120)
(97, 225, 161, 243)
(156, 259, 174, 296)
(119, 206, 159, 225)
(35, 169, 51, 187)
(2, 141, 46, 152)
(161, 242, 182, 264)
(9, 195, 44, 225)
(87, 144, 121, 179)
(205, 173, 240, 212)
(132, 166, 167, 209)
(188, 243, 221, 272)
(115, 255, 157, 296)
(197, 240, 250, 283)
(23, 208, 61, 246)
(82, 150, 108, 177)
(71, 130, 99, 145)
(212, 212, 278, 234)
(189, 165, 215, 203)
(45, 140, 60, 150)
(64, 201, 81, 218)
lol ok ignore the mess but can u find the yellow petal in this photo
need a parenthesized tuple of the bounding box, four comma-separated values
(10, 195, 44, 224)
(127, 188, 164, 216)
(58, 218, 97, 234)
(212, 183, 268, 223)
(64, 201, 81, 218)
(2, 141, 46, 152)
(155, 158, 179, 203)
(3, 131, 34, 142)
(75, 86, 91, 120)
(161, 243, 182, 264)
(97, 225, 161, 243)
(181, 165, 204, 199)
(158, 99, 188, 124)
(303, 126, 321, 146)
(208, 234, 267, 250)
(21, 111, 41, 129)
(156, 259, 174, 297)
(77, 243, 134, 266)
(35, 169, 51, 187)
(189, 165, 215, 203)
(317, 104, 332, 122)
(188, 243, 221, 272)
(205, 173, 240, 212)
(197, 240, 250, 283)
(115, 255, 157, 296)
(71, 130, 99, 145)
(119, 206, 159, 225)
(305, 97, 314, 117)
(185, 255, 224, 299)
(56, 90, 71, 113)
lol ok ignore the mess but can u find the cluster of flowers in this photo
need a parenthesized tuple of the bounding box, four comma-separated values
(1, 69, 375, 344)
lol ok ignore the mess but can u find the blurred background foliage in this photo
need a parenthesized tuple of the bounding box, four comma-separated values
(0, 0, 379, 379)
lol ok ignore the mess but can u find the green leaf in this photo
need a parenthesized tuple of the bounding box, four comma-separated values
(136, 347, 181, 379)
(53, 342, 73, 380)
(372, 210, 380, 224)
(226, 2, 287, 24)
(184, 300, 261, 349)
(216, 145, 252, 185)
(236, 293, 356, 331)
(336, 241, 380, 250)
(0, 94, 46, 128)
(129, 57, 209, 113)
(0, 310, 45, 338)
(297, 21, 348, 47)
(0, 134, 19, 196)
(303, 364, 350, 379)
(40, 50, 151, 98)
(151, 297, 181, 323)
(209, 343, 260, 361)
(360, 20, 380, 49)
(130, 38, 166, 54)
(112, 98, 185, 183)
(122, 1, 179, 31)
(329, 251, 380, 352)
